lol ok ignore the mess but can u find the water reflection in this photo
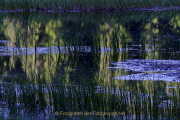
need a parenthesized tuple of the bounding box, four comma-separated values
(0, 12, 180, 119)
(109, 59, 180, 81)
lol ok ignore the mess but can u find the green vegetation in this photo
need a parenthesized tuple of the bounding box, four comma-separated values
(0, 0, 180, 11)
(2, 71, 180, 119)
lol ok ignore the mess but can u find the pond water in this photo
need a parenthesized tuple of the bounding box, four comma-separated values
(0, 11, 180, 119)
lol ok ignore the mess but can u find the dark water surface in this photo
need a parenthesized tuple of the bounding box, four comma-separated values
(0, 12, 180, 119)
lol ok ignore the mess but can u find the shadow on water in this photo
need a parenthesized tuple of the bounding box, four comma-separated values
(0, 11, 180, 119)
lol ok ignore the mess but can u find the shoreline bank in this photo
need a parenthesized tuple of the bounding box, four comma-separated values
(1, 6, 180, 13)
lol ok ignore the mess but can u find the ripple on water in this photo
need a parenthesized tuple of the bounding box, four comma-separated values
(109, 59, 180, 82)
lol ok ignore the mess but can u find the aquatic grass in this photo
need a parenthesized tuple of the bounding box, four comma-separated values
(2, 72, 180, 119)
